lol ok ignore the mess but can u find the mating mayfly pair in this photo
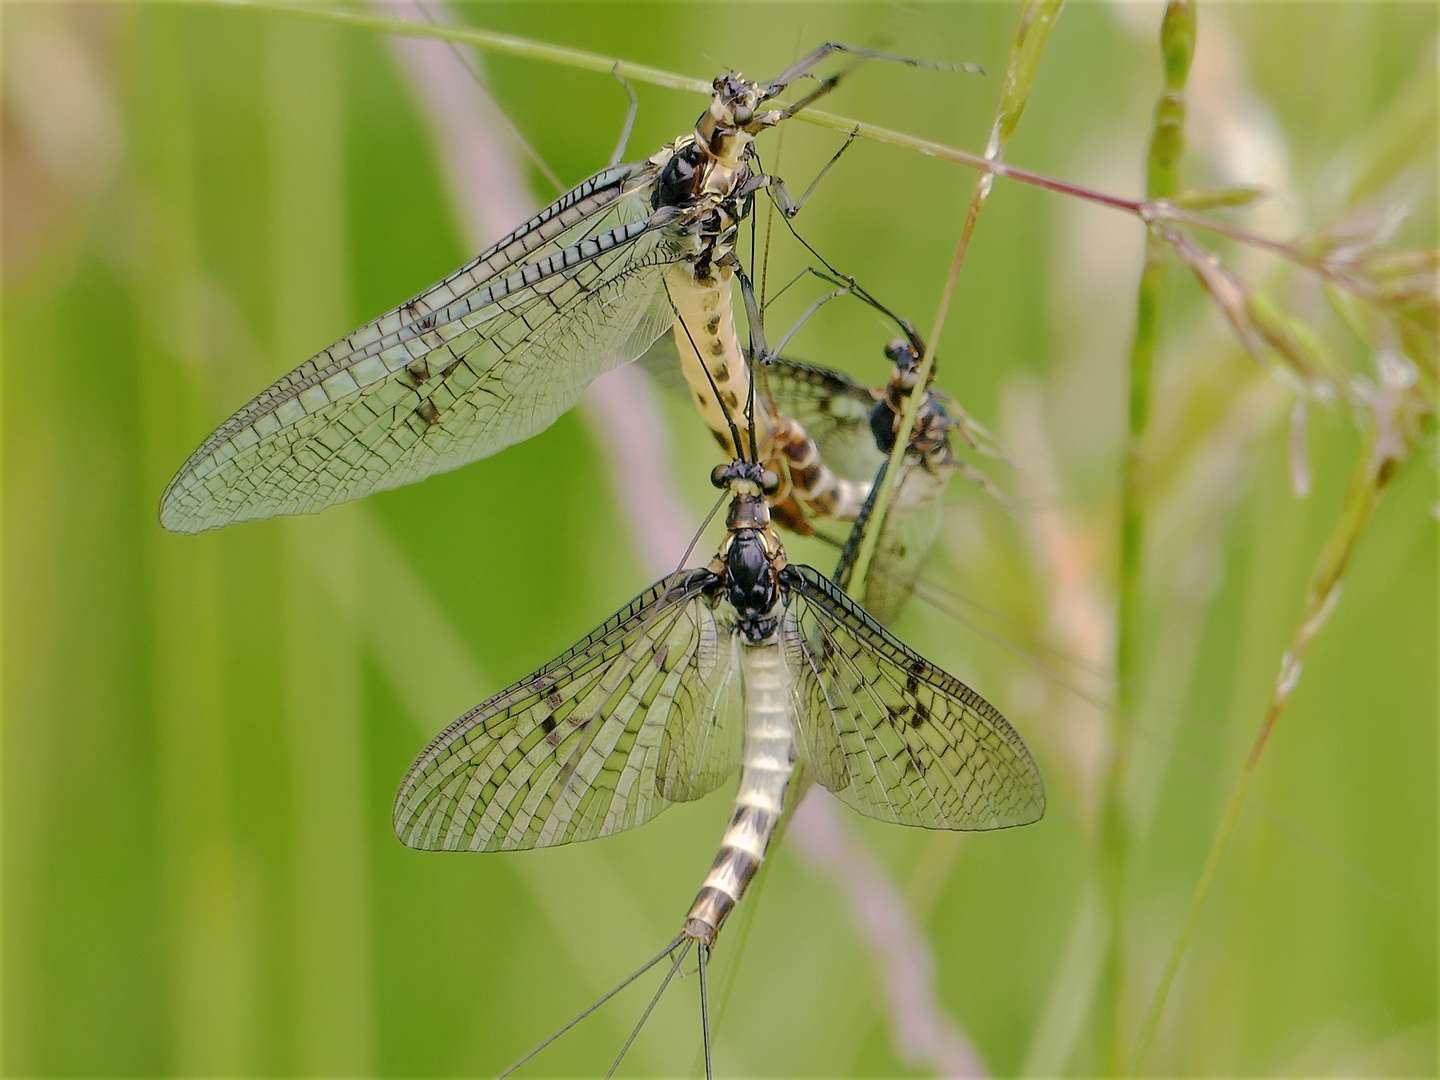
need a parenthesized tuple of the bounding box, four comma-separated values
(160, 42, 1044, 1075)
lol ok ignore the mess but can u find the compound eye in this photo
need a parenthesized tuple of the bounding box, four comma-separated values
(732, 104, 753, 126)
(760, 469, 780, 496)
(711, 463, 729, 489)
(885, 337, 916, 365)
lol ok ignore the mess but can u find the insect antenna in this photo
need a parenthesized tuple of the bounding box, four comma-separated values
(675, 487, 731, 575)
(409, 1, 567, 196)
(605, 937, 695, 1079)
(495, 933, 687, 1079)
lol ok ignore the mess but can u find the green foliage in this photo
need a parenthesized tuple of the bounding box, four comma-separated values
(4, 2, 1434, 1076)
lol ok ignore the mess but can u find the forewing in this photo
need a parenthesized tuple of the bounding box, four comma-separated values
(834, 459, 951, 626)
(761, 357, 883, 480)
(394, 569, 745, 852)
(658, 619, 744, 802)
(162, 162, 674, 533)
(781, 565, 1044, 830)
(636, 343, 884, 482)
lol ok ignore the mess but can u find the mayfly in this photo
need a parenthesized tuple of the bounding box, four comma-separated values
(393, 421, 1044, 1072)
(158, 44, 977, 534)
(821, 334, 1000, 626)
(648, 321, 1000, 624)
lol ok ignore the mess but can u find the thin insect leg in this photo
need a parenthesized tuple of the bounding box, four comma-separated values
(770, 69, 847, 123)
(741, 208, 768, 436)
(798, 263, 921, 352)
(765, 286, 853, 360)
(771, 127, 861, 220)
(755, 266, 819, 314)
(742, 166, 899, 331)
(496, 934, 687, 1079)
(733, 264, 772, 362)
(607, 63, 638, 167)
(765, 41, 984, 95)
(748, 175, 762, 303)
(698, 944, 714, 1080)
(413, 1, 566, 195)
(732, 265, 763, 464)
(738, 278, 760, 466)
(765, 215, 923, 354)
(605, 938, 694, 1080)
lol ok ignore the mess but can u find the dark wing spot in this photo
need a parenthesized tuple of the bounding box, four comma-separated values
(910, 702, 931, 728)
(415, 400, 441, 426)
(404, 300, 439, 331)
(540, 716, 557, 734)
(545, 692, 563, 711)
(653, 644, 670, 670)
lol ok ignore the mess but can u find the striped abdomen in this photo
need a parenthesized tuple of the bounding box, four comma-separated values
(683, 639, 794, 945)
(770, 415, 869, 523)
(664, 263, 871, 529)
(665, 262, 772, 462)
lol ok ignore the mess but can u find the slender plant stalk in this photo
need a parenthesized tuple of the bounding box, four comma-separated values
(237, 0, 715, 94)
(233, 0, 1422, 306)
(1099, 1, 1194, 1071)
(848, 0, 1065, 597)
(1127, 411, 1413, 1073)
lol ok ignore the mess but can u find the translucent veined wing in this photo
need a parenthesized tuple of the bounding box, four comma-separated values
(780, 564, 1044, 830)
(638, 339, 885, 483)
(394, 569, 745, 853)
(640, 337, 953, 624)
(161, 160, 678, 533)
(833, 458, 952, 626)
(758, 356, 885, 481)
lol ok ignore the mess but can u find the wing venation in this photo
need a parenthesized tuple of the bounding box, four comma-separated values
(782, 564, 1044, 830)
(161, 161, 675, 532)
(394, 569, 745, 853)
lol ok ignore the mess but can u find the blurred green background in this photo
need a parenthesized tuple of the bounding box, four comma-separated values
(4, 2, 1434, 1076)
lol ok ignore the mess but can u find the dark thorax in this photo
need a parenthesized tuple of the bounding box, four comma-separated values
(707, 462, 787, 645)
(649, 74, 781, 279)
(868, 336, 961, 469)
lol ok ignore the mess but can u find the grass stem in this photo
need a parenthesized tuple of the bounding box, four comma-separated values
(1127, 417, 1407, 1073)
(1101, 1, 1194, 1069)
(848, 0, 1064, 597)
